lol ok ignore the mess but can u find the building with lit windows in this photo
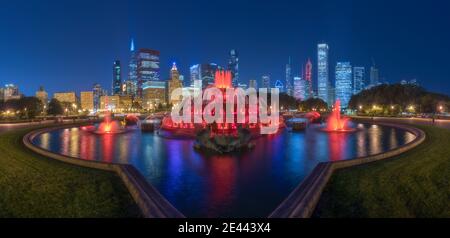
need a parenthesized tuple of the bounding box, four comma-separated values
(80, 91, 94, 112)
(137, 48, 160, 98)
(249, 80, 257, 89)
(190, 63, 221, 89)
(228, 49, 239, 87)
(93, 83, 107, 112)
(112, 60, 122, 95)
(370, 65, 379, 87)
(54, 92, 77, 104)
(262, 75, 271, 89)
(0, 84, 21, 101)
(304, 58, 313, 99)
(353, 67, 365, 94)
(168, 63, 183, 105)
(125, 38, 138, 96)
(285, 57, 292, 96)
(335, 62, 353, 109)
(142, 80, 167, 109)
(317, 43, 330, 105)
(293, 76, 306, 101)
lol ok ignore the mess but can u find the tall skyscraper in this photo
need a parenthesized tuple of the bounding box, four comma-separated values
(353, 67, 365, 94)
(304, 58, 313, 99)
(168, 63, 183, 105)
(317, 43, 330, 105)
(93, 83, 106, 112)
(126, 38, 138, 96)
(190, 63, 221, 89)
(335, 62, 353, 109)
(137, 48, 160, 98)
(112, 60, 122, 95)
(370, 65, 379, 87)
(262, 75, 271, 89)
(228, 50, 239, 87)
(285, 57, 293, 96)
(293, 76, 306, 101)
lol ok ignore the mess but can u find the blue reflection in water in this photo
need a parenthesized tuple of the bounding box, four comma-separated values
(32, 123, 414, 217)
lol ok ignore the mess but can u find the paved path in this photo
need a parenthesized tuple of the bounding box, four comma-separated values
(0, 119, 92, 133)
(353, 116, 450, 130)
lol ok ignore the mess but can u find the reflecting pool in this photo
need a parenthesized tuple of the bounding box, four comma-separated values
(32, 122, 415, 217)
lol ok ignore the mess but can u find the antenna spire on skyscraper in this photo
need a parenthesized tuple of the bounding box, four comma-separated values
(130, 38, 135, 52)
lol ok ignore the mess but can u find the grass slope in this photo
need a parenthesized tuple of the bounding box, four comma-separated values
(314, 125, 450, 218)
(0, 127, 141, 217)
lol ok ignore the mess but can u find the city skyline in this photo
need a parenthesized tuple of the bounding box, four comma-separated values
(1, 0, 449, 97)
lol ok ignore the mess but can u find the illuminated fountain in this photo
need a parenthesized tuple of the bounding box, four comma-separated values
(95, 113, 125, 134)
(160, 70, 284, 140)
(322, 100, 356, 132)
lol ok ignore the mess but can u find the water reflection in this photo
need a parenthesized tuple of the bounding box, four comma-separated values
(33, 123, 415, 217)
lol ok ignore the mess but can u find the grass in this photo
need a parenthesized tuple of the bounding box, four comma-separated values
(313, 124, 450, 218)
(0, 126, 141, 217)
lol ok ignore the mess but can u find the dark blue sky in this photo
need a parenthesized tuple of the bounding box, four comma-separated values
(1, 0, 449, 96)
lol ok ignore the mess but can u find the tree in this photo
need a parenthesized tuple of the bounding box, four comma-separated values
(0, 97, 42, 119)
(348, 83, 450, 115)
(299, 98, 328, 112)
(47, 99, 63, 116)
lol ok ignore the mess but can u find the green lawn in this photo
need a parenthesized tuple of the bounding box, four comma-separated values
(313, 125, 450, 218)
(0, 126, 141, 217)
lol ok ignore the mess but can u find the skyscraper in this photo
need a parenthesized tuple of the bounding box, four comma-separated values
(262, 75, 271, 89)
(370, 65, 379, 87)
(353, 67, 365, 94)
(228, 49, 239, 87)
(93, 83, 106, 112)
(317, 43, 330, 105)
(335, 62, 353, 109)
(293, 76, 306, 101)
(305, 58, 313, 99)
(190, 63, 221, 89)
(249, 80, 257, 89)
(126, 38, 138, 96)
(168, 63, 183, 105)
(285, 57, 292, 96)
(112, 60, 122, 95)
(137, 48, 160, 98)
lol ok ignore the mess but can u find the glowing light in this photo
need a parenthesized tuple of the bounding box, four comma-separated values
(215, 70, 232, 89)
(326, 100, 350, 131)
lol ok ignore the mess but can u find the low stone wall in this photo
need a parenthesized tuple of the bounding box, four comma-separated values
(23, 123, 184, 218)
(269, 122, 426, 218)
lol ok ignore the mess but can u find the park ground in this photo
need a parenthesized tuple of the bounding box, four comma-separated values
(0, 123, 140, 217)
(314, 118, 450, 218)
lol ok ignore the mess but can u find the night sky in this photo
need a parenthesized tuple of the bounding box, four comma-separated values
(1, 0, 449, 96)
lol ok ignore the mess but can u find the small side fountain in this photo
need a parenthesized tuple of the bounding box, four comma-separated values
(94, 113, 126, 134)
(322, 100, 356, 132)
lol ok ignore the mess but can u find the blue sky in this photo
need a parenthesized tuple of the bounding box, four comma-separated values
(0, 0, 449, 96)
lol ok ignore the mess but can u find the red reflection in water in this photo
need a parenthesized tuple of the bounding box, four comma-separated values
(328, 132, 347, 161)
(80, 133, 96, 161)
(101, 134, 114, 163)
(207, 156, 236, 215)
